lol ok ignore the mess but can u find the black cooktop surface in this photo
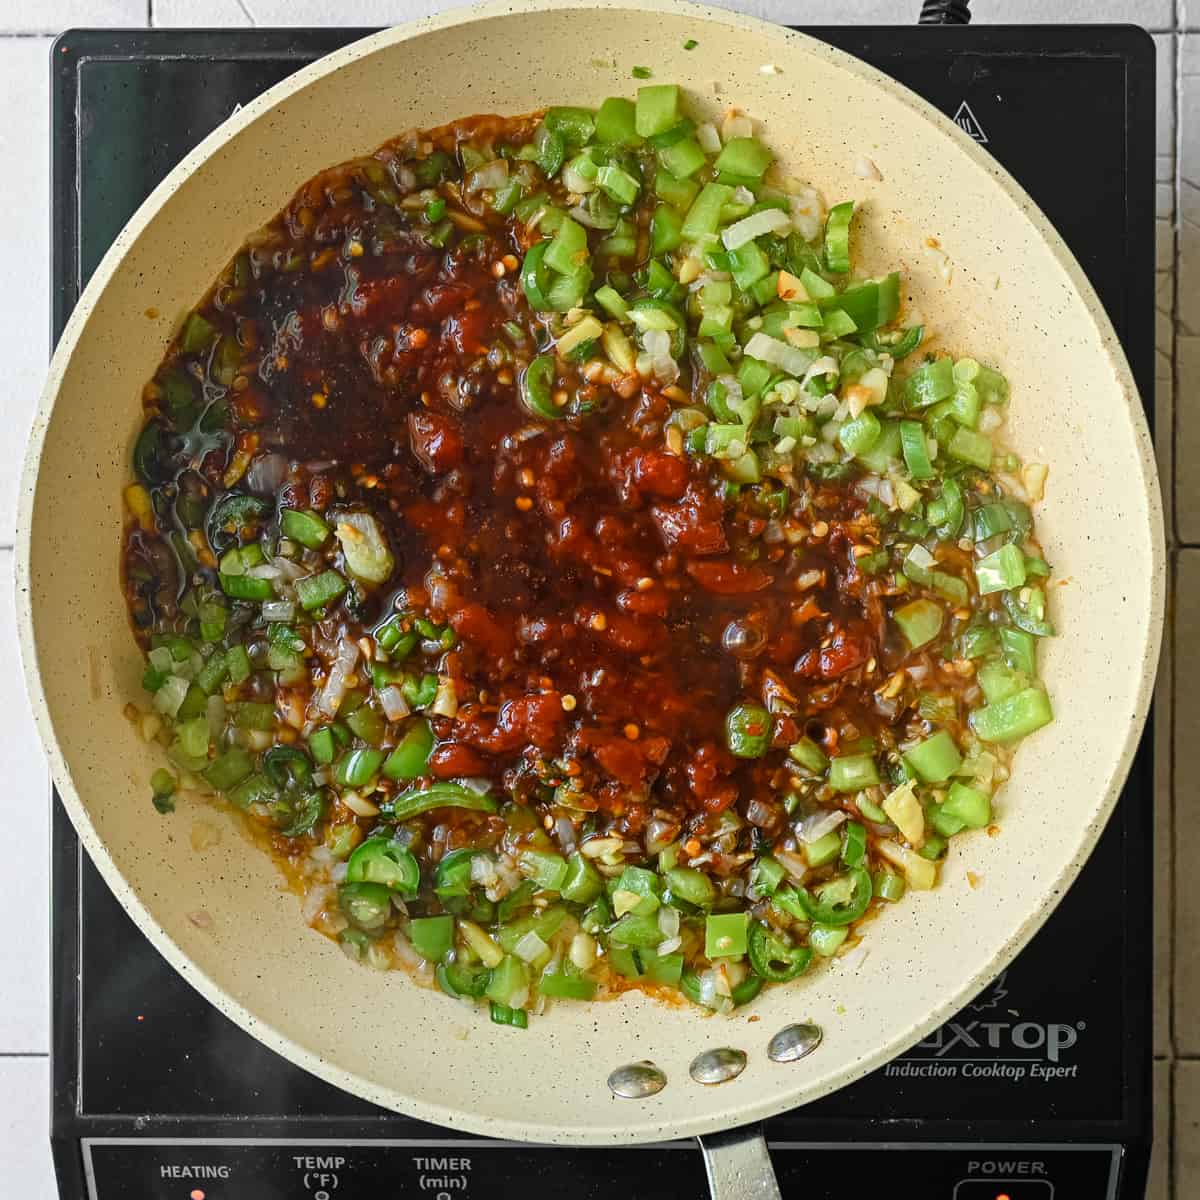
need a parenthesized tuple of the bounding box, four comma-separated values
(49, 24, 1155, 1200)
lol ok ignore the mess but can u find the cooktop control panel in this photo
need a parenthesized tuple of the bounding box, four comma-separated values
(83, 1140, 1120, 1199)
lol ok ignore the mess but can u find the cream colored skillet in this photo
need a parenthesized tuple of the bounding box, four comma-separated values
(16, 1, 1163, 1193)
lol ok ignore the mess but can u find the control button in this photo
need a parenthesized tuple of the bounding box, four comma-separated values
(953, 1182, 1053, 1199)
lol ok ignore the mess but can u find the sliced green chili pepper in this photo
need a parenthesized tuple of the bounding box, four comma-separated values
(841, 821, 867, 867)
(900, 420, 934, 480)
(409, 914, 455, 961)
(928, 477, 965, 540)
(383, 720, 435, 781)
(347, 837, 421, 895)
(437, 956, 491, 999)
(383, 783, 498, 822)
(798, 867, 873, 926)
(724, 702, 772, 758)
(539, 969, 598, 1000)
(823, 201, 854, 273)
(489, 1001, 529, 1028)
(1003, 586, 1055, 637)
(520, 353, 560, 420)
(750, 856, 787, 896)
(705, 911, 749, 958)
(280, 508, 330, 550)
(180, 312, 217, 354)
(520, 240, 554, 310)
(279, 791, 325, 838)
(969, 686, 1054, 744)
(828, 754, 880, 792)
(202, 747, 253, 792)
(263, 745, 313, 792)
(894, 598, 944, 650)
(333, 748, 386, 788)
(207, 492, 269, 554)
(533, 123, 565, 177)
(338, 881, 392, 932)
(296, 570, 347, 612)
(748, 922, 812, 982)
(435, 848, 485, 898)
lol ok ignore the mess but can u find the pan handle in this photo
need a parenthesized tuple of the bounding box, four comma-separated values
(697, 1124, 782, 1200)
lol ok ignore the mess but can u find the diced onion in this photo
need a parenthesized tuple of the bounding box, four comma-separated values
(721, 207, 790, 250)
(743, 332, 815, 379)
(513, 930, 549, 963)
(721, 110, 753, 141)
(657, 906, 680, 939)
(301, 884, 332, 925)
(656, 936, 682, 956)
(570, 932, 597, 970)
(789, 186, 825, 242)
(802, 355, 839, 389)
(1022, 463, 1048, 502)
(580, 836, 623, 859)
(270, 556, 307, 582)
(797, 808, 847, 844)
(470, 855, 499, 886)
(774, 847, 809, 883)
(148, 646, 173, 675)
(335, 512, 395, 584)
(642, 329, 672, 359)
(562, 163, 596, 195)
(554, 815, 578, 854)
(153, 674, 190, 718)
(379, 684, 411, 722)
(644, 816, 678, 856)
(261, 600, 295, 622)
(877, 838, 938, 890)
(854, 156, 883, 181)
(858, 366, 889, 407)
(245, 451, 288, 495)
(316, 637, 360, 718)
(696, 122, 721, 153)
(907, 544, 935, 572)
(569, 203, 610, 228)
(882, 781, 926, 847)
(340, 790, 380, 818)
(430, 675, 459, 717)
(465, 158, 509, 193)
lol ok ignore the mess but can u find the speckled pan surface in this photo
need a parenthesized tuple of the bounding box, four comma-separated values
(16, 0, 1163, 1145)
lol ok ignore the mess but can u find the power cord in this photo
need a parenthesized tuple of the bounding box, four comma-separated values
(918, 0, 972, 23)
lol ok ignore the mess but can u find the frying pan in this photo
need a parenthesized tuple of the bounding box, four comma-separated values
(17, 0, 1163, 1192)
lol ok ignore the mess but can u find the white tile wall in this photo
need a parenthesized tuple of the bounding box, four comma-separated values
(0, 2, 1188, 1195)
(148, 0, 1181, 30)
(0, 39, 50, 549)
(2, 0, 146, 34)
(0, 1057, 55, 1199)
(0, 551, 49, 1053)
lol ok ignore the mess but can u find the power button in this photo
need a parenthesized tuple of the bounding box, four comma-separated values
(953, 1182, 1054, 1199)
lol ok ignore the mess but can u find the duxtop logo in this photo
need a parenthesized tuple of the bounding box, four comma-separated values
(884, 973, 1085, 1082)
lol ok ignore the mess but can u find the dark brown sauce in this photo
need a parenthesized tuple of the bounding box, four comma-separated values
(123, 110, 990, 944)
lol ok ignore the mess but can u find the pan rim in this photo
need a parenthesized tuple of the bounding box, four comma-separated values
(16, 0, 1165, 1145)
